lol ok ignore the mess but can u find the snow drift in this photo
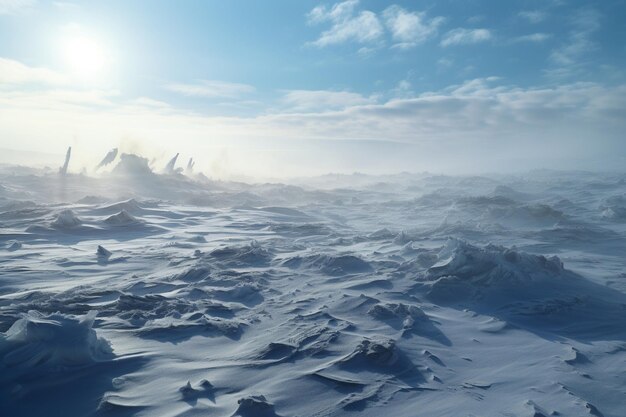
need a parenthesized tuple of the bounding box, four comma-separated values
(0, 311, 112, 370)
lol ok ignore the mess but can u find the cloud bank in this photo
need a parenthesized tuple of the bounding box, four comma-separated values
(1, 58, 624, 177)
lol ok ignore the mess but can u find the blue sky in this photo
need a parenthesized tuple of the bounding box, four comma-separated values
(0, 0, 625, 178)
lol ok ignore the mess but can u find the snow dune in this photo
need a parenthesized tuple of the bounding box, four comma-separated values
(0, 162, 625, 416)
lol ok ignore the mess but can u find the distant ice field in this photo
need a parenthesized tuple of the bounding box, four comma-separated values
(1, 165, 625, 417)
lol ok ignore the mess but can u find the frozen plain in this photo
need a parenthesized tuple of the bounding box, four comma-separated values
(1, 156, 625, 417)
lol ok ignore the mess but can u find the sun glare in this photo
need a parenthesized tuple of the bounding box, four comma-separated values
(62, 35, 107, 80)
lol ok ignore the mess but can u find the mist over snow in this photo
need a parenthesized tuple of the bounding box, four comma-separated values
(1, 159, 626, 416)
(1, 78, 625, 179)
(1, 1, 626, 416)
(1, 1, 626, 177)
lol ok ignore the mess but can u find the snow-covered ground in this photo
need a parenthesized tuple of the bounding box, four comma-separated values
(1, 159, 625, 417)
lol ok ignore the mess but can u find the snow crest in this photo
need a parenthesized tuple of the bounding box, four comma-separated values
(0, 311, 112, 370)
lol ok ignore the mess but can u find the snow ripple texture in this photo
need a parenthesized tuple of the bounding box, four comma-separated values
(0, 165, 625, 416)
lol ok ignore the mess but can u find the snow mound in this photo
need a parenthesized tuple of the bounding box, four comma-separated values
(423, 239, 573, 304)
(175, 266, 211, 282)
(487, 203, 565, 226)
(600, 194, 626, 220)
(368, 303, 427, 330)
(179, 379, 213, 401)
(344, 338, 400, 367)
(491, 185, 534, 201)
(259, 206, 311, 218)
(254, 325, 340, 363)
(235, 394, 280, 417)
(282, 253, 373, 275)
(51, 209, 82, 228)
(530, 223, 618, 243)
(314, 337, 424, 386)
(76, 195, 107, 204)
(0, 311, 112, 370)
(186, 235, 207, 243)
(601, 207, 626, 220)
(457, 195, 517, 208)
(98, 198, 144, 215)
(268, 223, 332, 236)
(104, 210, 140, 226)
(209, 241, 273, 267)
(427, 238, 564, 285)
(367, 228, 396, 240)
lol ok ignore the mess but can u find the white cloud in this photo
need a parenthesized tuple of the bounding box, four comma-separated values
(307, 0, 357, 25)
(2, 88, 118, 110)
(53, 1, 80, 11)
(281, 89, 375, 112)
(3, 76, 623, 154)
(0, 0, 35, 14)
(1, 58, 624, 175)
(132, 97, 171, 108)
(382, 5, 444, 49)
(441, 28, 492, 47)
(389, 79, 413, 98)
(518, 10, 547, 24)
(514, 33, 552, 43)
(550, 9, 600, 66)
(437, 57, 454, 68)
(307, 0, 384, 47)
(165, 80, 255, 99)
(467, 15, 485, 25)
(0, 58, 68, 85)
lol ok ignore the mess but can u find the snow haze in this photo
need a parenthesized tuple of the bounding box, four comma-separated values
(1, 1, 625, 417)
(0, 1, 625, 177)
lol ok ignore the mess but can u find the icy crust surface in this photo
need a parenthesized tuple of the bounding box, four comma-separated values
(427, 238, 565, 283)
(1, 311, 113, 369)
(1, 167, 626, 417)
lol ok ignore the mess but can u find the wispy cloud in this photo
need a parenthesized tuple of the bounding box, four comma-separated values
(0, 58, 68, 85)
(131, 97, 171, 109)
(3, 62, 623, 156)
(165, 80, 255, 99)
(389, 79, 413, 98)
(513, 33, 552, 43)
(441, 28, 492, 47)
(382, 5, 444, 49)
(2, 57, 624, 175)
(437, 57, 454, 68)
(550, 8, 600, 66)
(518, 10, 547, 24)
(281, 89, 376, 112)
(307, 0, 383, 47)
(0, 0, 35, 14)
(53, 1, 80, 11)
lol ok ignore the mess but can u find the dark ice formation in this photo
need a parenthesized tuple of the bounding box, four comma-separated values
(96, 148, 118, 170)
(164, 153, 180, 174)
(59, 146, 71, 175)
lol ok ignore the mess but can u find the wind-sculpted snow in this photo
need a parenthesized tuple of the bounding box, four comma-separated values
(94, 199, 146, 215)
(209, 241, 274, 268)
(0, 311, 112, 369)
(282, 253, 373, 275)
(426, 238, 565, 286)
(600, 194, 626, 221)
(0, 311, 123, 415)
(421, 239, 626, 342)
(104, 210, 141, 226)
(51, 209, 83, 228)
(0, 168, 625, 416)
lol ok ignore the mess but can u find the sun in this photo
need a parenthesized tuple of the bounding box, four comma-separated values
(62, 35, 107, 79)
